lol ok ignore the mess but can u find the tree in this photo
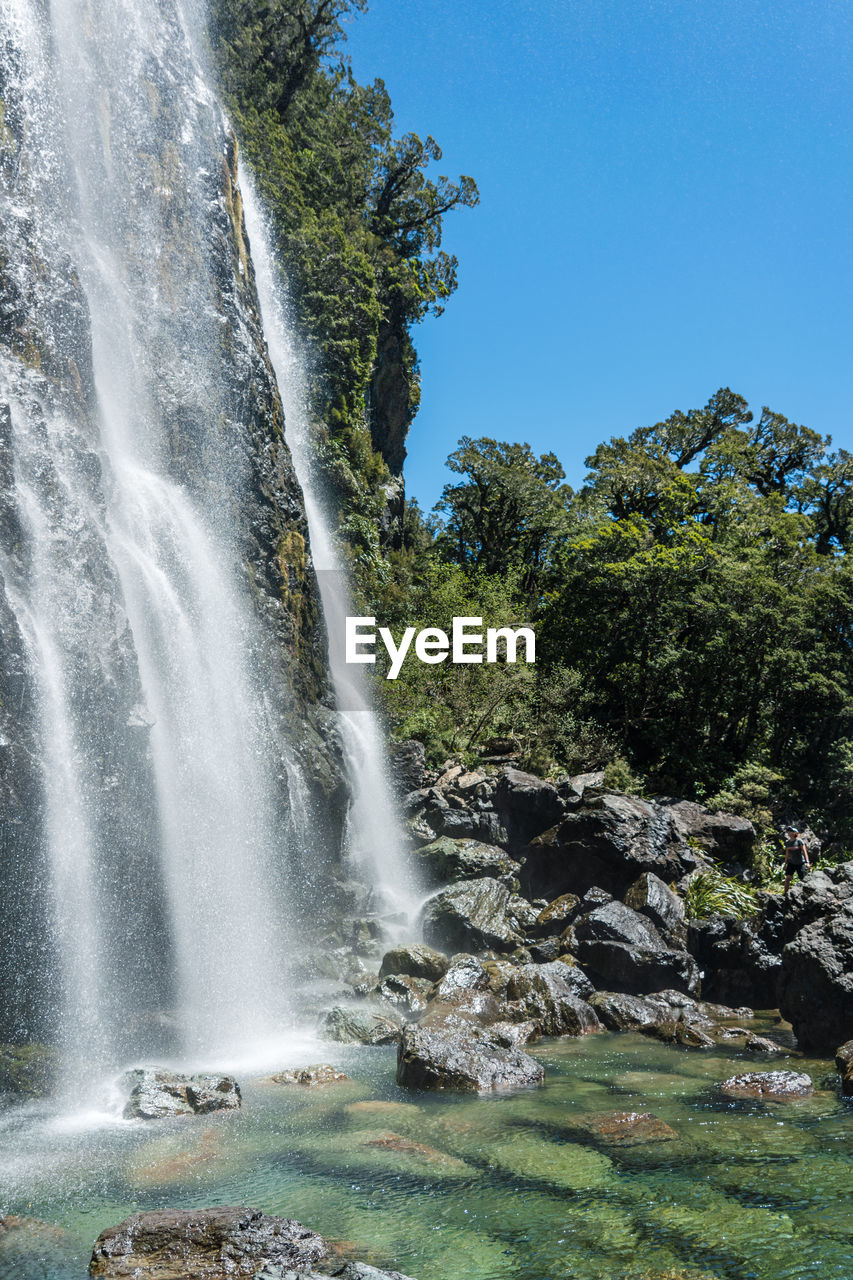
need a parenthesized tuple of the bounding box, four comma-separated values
(433, 437, 571, 598)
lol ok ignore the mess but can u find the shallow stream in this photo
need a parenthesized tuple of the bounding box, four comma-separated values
(0, 1027, 850, 1280)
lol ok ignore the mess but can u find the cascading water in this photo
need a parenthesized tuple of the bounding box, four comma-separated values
(0, 0, 329, 1079)
(239, 175, 419, 920)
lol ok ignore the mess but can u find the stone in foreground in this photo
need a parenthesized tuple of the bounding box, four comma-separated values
(719, 1071, 813, 1100)
(255, 1266, 418, 1280)
(88, 1207, 326, 1278)
(121, 1070, 241, 1120)
(396, 1024, 544, 1093)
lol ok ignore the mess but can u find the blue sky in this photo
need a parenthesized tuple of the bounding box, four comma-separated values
(343, 0, 853, 511)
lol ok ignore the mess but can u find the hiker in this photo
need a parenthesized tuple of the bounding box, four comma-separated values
(783, 826, 810, 893)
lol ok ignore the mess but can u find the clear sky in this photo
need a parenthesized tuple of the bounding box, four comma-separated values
(342, 0, 853, 511)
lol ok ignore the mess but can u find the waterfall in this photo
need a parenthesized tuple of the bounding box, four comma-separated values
(0, 0, 325, 1076)
(239, 175, 419, 920)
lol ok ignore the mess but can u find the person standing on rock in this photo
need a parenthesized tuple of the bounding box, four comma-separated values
(783, 826, 810, 893)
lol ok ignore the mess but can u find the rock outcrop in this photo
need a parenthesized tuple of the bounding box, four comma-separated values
(719, 1071, 813, 1100)
(396, 1024, 544, 1093)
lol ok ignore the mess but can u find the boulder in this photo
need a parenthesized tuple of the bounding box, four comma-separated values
(532, 893, 581, 936)
(412, 837, 521, 888)
(521, 793, 703, 901)
(88, 1207, 326, 1278)
(687, 894, 784, 1008)
(834, 1039, 853, 1073)
(376, 975, 433, 1014)
(662, 799, 756, 860)
(494, 768, 565, 847)
(588, 990, 715, 1047)
(501, 961, 600, 1038)
(121, 1070, 240, 1121)
(396, 1024, 544, 1093)
(378, 944, 449, 983)
(420, 878, 520, 954)
(744, 1034, 785, 1055)
(778, 873, 853, 1051)
(624, 872, 685, 939)
(318, 1006, 401, 1046)
(573, 900, 700, 997)
(719, 1071, 813, 1100)
(268, 1065, 348, 1086)
(431, 954, 490, 999)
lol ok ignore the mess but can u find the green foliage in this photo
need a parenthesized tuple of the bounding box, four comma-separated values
(705, 763, 785, 838)
(209, 0, 479, 563)
(684, 869, 759, 920)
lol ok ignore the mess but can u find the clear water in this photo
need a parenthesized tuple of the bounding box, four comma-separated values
(0, 1031, 849, 1280)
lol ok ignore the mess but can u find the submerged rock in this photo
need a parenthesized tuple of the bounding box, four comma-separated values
(88, 1207, 326, 1278)
(569, 1110, 679, 1146)
(719, 1070, 813, 1100)
(121, 1070, 241, 1120)
(396, 1024, 544, 1093)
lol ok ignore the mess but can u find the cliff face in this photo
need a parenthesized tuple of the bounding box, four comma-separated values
(0, 1, 344, 1042)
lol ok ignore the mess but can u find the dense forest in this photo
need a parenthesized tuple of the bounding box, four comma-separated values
(209, 2, 853, 849)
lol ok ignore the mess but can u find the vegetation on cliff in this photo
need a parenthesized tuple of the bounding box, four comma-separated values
(209, 0, 478, 577)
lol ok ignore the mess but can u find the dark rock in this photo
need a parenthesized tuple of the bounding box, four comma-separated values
(333, 1264, 419, 1280)
(662, 799, 756, 860)
(573, 901, 700, 996)
(744, 1034, 785, 1055)
(589, 991, 667, 1032)
(644, 1020, 715, 1048)
(388, 739, 427, 794)
(420, 878, 521, 954)
(88, 1207, 327, 1278)
(835, 1040, 853, 1073)
(431, 955, 490, 998)
(494, 768, 565, 847)
(378, 944, 449, 983)
(624, 872, 685, 939)
(268, 1065, 348, 1086)
(521, 793, 703, 901)
(720, 1071, 813, 1099)
(121, 1070, 240, 1120)
(319, 1006, 401, 1046)
(412, 837, 521, 888)
(396, 1024, 544, 1093)
(502, 962, 600, 1038)
(778, 874, 853, 1051)
(687, 893, 783, 1008)
(567, 1110, 679, 1146)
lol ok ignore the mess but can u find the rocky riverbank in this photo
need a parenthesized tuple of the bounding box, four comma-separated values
(311, 752, 853, 1082)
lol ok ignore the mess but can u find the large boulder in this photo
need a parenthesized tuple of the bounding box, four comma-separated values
(687, 893, 784, 1008)
(500, 962, 601, 1038)
(88, 1208, 326, 1278)
(388, 738, 427, 794)
(661, 799, 756, 861)
(120, 1070, 240, 1121)
(624, 872, 685, 940)
(378, 944, 449, 982)
(412, 837, 520, 888)
(521, 793, 704, 901)
(494, 768, 565, 847)
(396, 1024, 544, 1093)
(420, 878, 521, 954)
(573, 900, 700, 997)
(778, 871, 853, 1051)
(318, 1006, 402, 1046)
